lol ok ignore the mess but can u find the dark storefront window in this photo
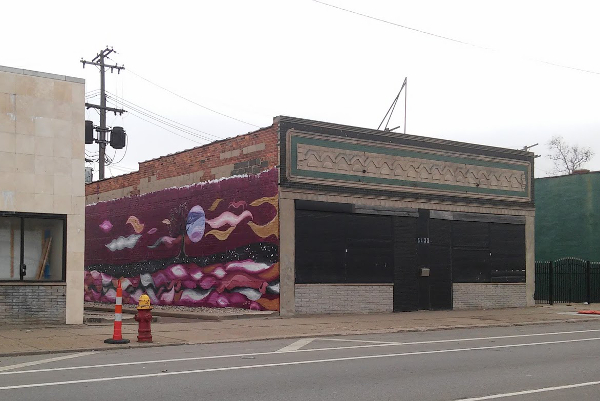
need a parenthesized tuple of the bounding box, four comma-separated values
(451, 221, 491, 282)
(0, 213, 66, 281)
(451, 220, 525, 283)
(296, 210, 394, 284)
(295, 204, 525, 285)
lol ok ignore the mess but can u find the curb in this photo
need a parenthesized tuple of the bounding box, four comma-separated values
(84, 306, 277, 321)
(1, 316, 598, 358)
(83, 316, 159, 324)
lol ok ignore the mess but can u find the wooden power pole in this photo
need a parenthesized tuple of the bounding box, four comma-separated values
(81, 47, 126, 179)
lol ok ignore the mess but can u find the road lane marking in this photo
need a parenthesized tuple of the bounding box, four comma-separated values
(456, 380, 600, 400)
(0, 352, 96, 373)
(1, 337, 600, 390)
(277, 338, 315, 352)
(319, 338, 400, 344)
(2, 328, 599, 376)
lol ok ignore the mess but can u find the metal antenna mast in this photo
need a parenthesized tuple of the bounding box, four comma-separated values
(522, 143, 538, 151)
(377, 77, 407, 133)
(81, 47, 126, 180)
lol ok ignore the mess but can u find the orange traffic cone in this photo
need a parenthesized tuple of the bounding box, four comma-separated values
(104, 279, 130, 344)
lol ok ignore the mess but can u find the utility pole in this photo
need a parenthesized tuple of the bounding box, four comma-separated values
(81, 47, 126, 180)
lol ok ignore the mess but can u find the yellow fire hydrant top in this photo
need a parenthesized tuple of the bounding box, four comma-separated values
(137, 294, 152, 310)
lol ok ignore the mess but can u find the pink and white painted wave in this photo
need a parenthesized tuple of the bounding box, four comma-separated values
(206, 210, 253, 229)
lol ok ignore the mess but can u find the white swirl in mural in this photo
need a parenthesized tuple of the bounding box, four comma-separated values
(179, 289, 211, 302)
(233, 288, 263, 301)
(206, 210, 253, 229)
(213, 267, 226, 279)
(169, 264, 188, 278)
(226, 260, 271, 273)
(140, 273, 154, 288)
(120, 277, 134, 291)
(105, 234, 142, 252)
(104, 288, 116, 303)
(101, 273, 112, 286)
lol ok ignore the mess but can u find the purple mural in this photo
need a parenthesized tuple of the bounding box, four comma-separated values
(84, 169, 279, 311)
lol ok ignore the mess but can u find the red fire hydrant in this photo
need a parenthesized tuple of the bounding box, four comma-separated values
(134, 294, 153, 343)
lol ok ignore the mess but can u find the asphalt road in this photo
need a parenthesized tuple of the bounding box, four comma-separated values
(1, 321, 600, 401)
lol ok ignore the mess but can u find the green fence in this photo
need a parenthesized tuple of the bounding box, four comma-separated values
(535, 258, 600, 304)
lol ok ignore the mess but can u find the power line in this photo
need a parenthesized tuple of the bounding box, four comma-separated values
(106, 92, 218, 139)
(108, 164, 137, 176)
(105, 97, 212, 143)
(107, 133, 129, 166)
(124, 109, 203, 145)
(313, 0, 486, 49)
(111, 164, 136, 171)
(105, 92, 220, 141)
(126, 68, 262, 127)
(310, 0, 600, 76)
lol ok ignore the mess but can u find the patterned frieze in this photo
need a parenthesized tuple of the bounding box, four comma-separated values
(286, 130, 531, 202)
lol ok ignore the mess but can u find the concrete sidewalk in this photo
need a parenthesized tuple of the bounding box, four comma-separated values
(1, 304, 599, 357)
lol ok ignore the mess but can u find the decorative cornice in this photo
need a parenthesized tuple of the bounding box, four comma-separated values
(286, 130, 531, 203)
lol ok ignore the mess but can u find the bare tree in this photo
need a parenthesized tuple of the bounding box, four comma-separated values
(547, 136, 594, 175)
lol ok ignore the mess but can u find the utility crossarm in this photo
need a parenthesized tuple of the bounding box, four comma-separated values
(84, 103, 127, 115)
(81, 60, 125, 73)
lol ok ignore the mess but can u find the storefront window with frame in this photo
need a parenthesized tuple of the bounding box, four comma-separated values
(0, 212, 66, 282)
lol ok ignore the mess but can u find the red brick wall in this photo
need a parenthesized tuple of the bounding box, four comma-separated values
(85, 123, 278, 198)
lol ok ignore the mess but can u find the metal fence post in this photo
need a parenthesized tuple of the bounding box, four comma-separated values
(549, 261, 554, 305)
(586, 260, 591, 304)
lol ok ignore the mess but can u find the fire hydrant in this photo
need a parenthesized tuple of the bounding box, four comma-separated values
(134, 294, 153, 343)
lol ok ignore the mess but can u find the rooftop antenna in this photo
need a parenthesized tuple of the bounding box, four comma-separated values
(377, 77, 407, 133)
(522, 143, 541, 158)
(522, 143, 538, 151)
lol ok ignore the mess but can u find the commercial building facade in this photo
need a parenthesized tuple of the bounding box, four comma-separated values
(85, 117, 535, 315)
(0, 66, 86, 324)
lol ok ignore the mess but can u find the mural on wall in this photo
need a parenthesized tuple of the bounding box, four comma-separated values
(84, 168, 280, 311)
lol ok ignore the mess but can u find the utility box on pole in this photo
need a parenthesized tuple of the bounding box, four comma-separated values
(81, 47, 126, 180)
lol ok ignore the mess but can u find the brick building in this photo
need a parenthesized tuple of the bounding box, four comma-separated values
(85, 116, 535, 315)
(86, 125, 278, 203)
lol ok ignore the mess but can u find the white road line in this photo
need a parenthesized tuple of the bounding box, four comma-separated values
(2, 328, 599, 376)
(456, 380, 600, 400)
(0, 352, 96, 373)
(1, 337, 600, 390)
(277, 338, 315, 352)
(319, 338, 400, 344)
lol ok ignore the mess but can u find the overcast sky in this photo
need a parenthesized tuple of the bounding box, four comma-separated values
(3, 0, 599, 179)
